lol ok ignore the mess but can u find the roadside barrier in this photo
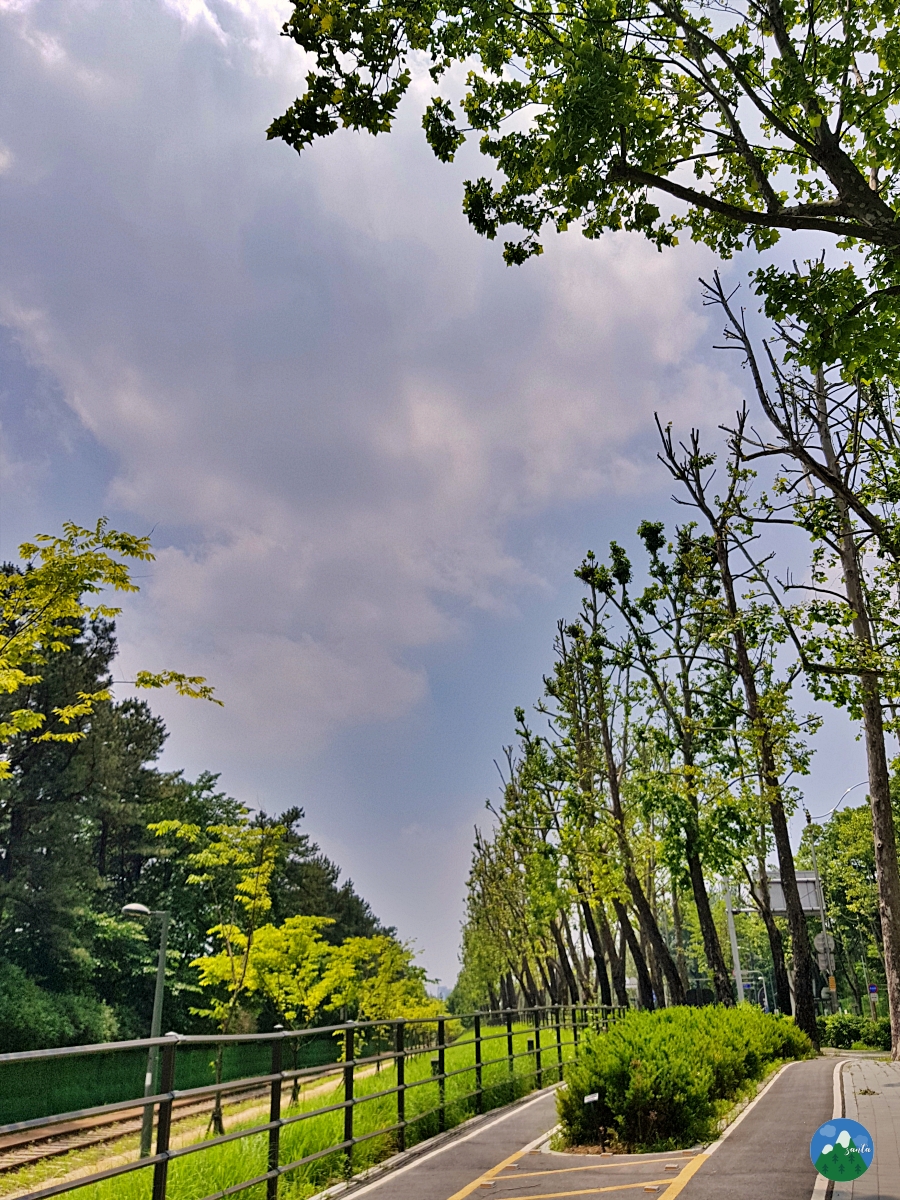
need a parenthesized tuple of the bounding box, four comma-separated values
(0, 1004, 624, 1199)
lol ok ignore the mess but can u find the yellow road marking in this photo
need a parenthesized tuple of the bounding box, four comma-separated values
(445, 1145, 531, 1200)
(656, 1152, 708, 1198)
(447, 1144, 707, 1200)
(490, 1181, 671, 1198)
(501, 1163, 682, 1179)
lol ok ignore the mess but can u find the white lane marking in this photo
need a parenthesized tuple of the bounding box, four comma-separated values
(331, 1087, 558, 1199)
(811, 1059, 846, 1200)
(704, 1061, 798, 1157)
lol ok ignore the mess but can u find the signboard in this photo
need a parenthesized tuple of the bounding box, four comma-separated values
(814, 932, 835, 953)
(763, 872, 821, 916)
(584, 1093, 599, 1104)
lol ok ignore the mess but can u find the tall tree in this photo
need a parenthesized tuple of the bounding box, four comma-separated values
(579, 527, 737, 1004)
(657, 422, 820, 1039)
(703, 275, 900, 1055)
(272, 0, 900, 291)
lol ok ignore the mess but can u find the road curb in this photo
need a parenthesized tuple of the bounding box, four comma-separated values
(304, 1083, 561, 1200)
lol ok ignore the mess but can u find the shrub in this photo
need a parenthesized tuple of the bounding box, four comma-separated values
(0, 961, 118, 1052)
(557, 1006, 812, 1152)
(818, 1011, 891, 1051)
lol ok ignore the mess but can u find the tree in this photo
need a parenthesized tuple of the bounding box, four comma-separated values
(699, 275, 900, 1054)
(0, 520, 217, 768)
(152, 816, 285, 1133)
(578, 526, 740, 1005)
(657, 421, 820, 1038)
(541, 622, 684, 1005)
(271, 0, 900, 281)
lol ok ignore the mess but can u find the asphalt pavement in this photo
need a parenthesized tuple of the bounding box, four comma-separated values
(321, 1053, 857, 1200)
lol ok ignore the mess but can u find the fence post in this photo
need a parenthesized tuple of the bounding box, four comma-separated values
(572, 1003, 578, 1046)
(505, 1009, 514, 1080)
(267, 1029, 283, 1200)
(554, 1006, 563, 1079)
(534, 1010, 542, 1090)
(474, 1014, 483, 1114)
(437, 1016, 446, 1133)
(343, 1024, 355, 1177)
(395, 1020, 406, 1152)
(151, 1036, 177, 1200)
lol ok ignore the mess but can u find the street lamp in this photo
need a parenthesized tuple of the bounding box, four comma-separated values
(122, 903, 170, 1158)
(803, 812, 838, 1014)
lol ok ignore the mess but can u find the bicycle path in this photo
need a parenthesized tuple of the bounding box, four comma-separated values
(329, 1055, 842, 1200)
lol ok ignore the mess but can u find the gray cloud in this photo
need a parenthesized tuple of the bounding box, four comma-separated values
(0, 0, 745, 980)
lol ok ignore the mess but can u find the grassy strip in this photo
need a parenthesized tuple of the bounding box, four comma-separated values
(66, 1021, 579, 1200)
(558, 1006, 813, 1153)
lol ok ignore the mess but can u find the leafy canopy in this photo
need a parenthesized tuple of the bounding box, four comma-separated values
(0, 520, 219, 773)
(270, 0, 900, 269)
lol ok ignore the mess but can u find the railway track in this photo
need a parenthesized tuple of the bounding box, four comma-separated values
(0, 1085, 269, 1174)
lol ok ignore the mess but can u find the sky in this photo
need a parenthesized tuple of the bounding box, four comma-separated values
(0, 0, 869, 986)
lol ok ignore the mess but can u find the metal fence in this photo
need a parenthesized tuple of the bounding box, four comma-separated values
(0, 1004, 624, 1200)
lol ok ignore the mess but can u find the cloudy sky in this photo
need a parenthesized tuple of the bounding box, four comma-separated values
(0, 0, 867, 985)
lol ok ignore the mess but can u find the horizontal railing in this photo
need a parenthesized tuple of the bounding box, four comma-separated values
(2, 1004, 625, 1200)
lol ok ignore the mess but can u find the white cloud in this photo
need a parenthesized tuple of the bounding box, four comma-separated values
(0, 0, 743, 975)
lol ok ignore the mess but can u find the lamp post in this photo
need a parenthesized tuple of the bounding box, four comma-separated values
(122, 903, 170, 1158)
(803, 813, 838, 1014)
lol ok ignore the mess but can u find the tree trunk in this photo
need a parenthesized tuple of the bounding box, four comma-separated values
(581, 900, 613, 1006)
(813, 372, 900, 1058)
(644, 928, 666, 1007)
(677, 434, 820, 1040)
(593, 687, 687, 1004)
(838, 937, 862, 1015)
(751, 857, 793, 1014)
(562, 911, 592, 1001)
(550, 920, 580, 1004)
(671, 882, 691, 996)
(597, 904, 629, 1005)
(614, 899, 655, 1010)
(685, 835, 733, 1005)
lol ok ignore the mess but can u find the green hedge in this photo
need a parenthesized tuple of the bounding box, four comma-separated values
(557, 1006, 812, 1153)
(817, 1012, 892, 1051)
(0, 962, 118, 1053)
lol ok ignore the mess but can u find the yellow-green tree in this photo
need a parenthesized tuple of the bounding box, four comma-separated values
(0, 518, 218, 770)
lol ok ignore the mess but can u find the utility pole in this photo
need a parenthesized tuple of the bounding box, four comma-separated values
(805, 811, 838, 1014)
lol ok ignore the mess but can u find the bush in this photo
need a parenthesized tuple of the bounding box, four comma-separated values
(557, 1006, 813, 1152)
(818, 1011, 891, 1051)
(0, 961, 118, 1052)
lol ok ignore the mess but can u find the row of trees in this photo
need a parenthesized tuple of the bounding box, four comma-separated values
(0, 525, 437, 1052)
(450, 286, 900, 1051)
(272, 0, 900, 1059)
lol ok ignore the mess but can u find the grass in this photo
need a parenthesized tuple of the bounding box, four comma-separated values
(51, 1021, 580, 1200)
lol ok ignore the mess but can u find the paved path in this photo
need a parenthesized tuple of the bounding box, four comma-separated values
(678, 1057, 835, 1200)
(330, 1053, 900, 1200)
(838, 1057, 900, 1200)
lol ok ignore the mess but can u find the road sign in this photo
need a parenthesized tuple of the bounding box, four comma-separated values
(763, 873, 822, 915)
(817, 953, 830, 972)
(869, 984, 878, 994)
(814, 932, 836, 953)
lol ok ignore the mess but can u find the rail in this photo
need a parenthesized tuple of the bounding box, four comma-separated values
(1, 1003, 625, 1200)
